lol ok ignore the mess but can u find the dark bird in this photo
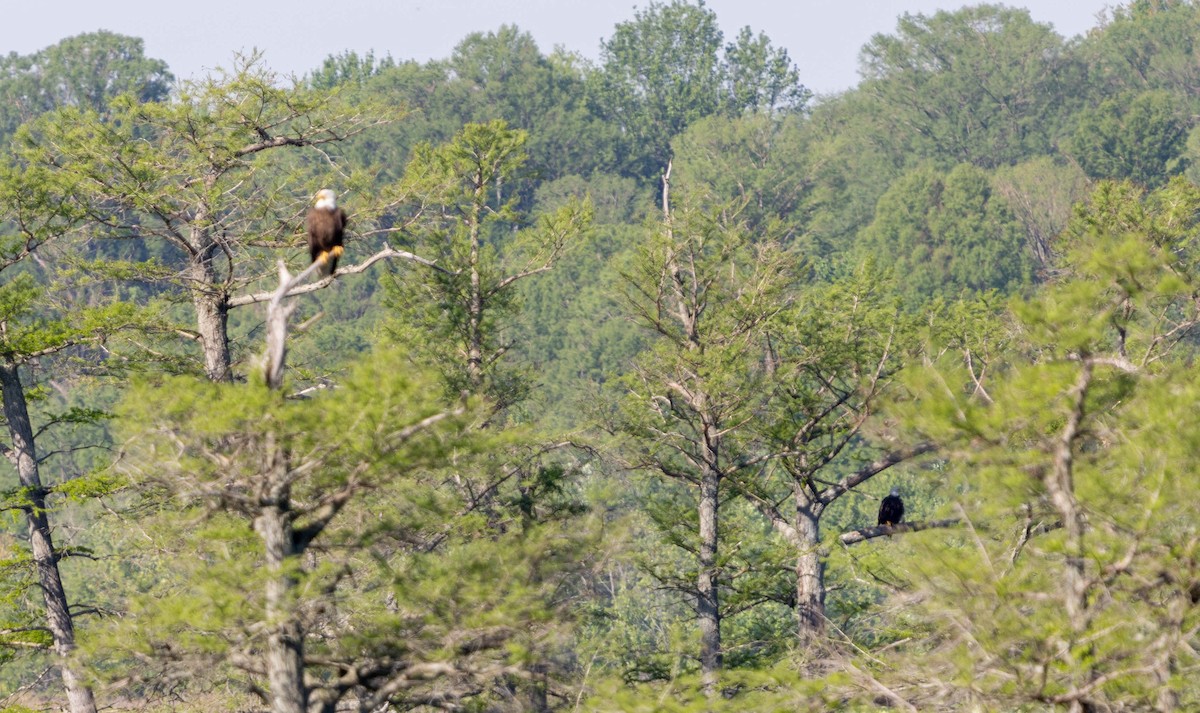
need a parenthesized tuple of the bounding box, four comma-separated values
(306, 188, 348, 275)
(878, 487, 905, 527)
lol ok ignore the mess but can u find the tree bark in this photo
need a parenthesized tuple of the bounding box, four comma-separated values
(186, 201, 235, 383)
(793, 494, 824, 640)
(466, 171, 484, 389)
(1050, 362, 1090, 632)
(1049, 362, 1094, 712)
(255, 256, 328, 711)
(254, 434, 306, 713)
(697, 465, 721, 692)
(194, 290, 231, 382)
(190, 248, 232, 382)
(0, 362, 98, 713)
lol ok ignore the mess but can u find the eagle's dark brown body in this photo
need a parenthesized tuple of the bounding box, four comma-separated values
(306, 199, 348, 275)
(878, 490, 905, 527)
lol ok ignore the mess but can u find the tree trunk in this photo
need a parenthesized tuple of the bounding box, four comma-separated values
(697, 465, 721, 692)
(466, 175, 484, 389)
(793, 491, 825, 640)
(1049, 363, 1090, 629)
(194, 289, 231, 382)
(1049, 363, 1094, 706)
(0, 363, 98, 713)
(187, 227, 232, 382)
(254, 435, 306, 713)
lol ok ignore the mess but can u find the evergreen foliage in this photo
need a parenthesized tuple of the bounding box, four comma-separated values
(3, 2, 1200, 710)
(880, 178, 1200, 709)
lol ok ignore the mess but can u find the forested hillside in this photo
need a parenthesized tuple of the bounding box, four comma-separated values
(1, 2, 1199, 711)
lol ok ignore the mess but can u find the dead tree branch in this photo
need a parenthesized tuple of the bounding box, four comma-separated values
(839, 518, 962, 546)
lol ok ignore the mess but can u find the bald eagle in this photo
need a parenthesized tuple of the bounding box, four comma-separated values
(306, 189, 347, 275)
(878, 487, 904, 527)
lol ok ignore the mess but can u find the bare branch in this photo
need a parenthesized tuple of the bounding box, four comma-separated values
(819, 443, 936, 505)
(388, 403, 467, 449)
(1068, 353, 1138, 373)
(839, 518, 962, 545)
(292, 477, 364, 552)
(262, 259, 315, 389)
(491, 264, 556, 293)
(228, 245, 450, 308)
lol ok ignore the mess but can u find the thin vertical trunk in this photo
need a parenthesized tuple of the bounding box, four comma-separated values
(793, 491, 825, 640)
(254, 434, 306, 713)
(697, 466, 721, 691)
(1049, 363, 1090, 630)
(661, 161, 723, 691)
(0, 363, 98, 713)
(697, 415, 722, 692)
(466, 174, 484, 389)
(1151, 582, 1186, 713)
(1048, 362, 1093, 712)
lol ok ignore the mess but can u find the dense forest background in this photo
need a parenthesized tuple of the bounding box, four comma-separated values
(1, 1, 1200, 711)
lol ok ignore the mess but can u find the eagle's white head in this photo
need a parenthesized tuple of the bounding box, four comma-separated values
(313, 188, 337, 211)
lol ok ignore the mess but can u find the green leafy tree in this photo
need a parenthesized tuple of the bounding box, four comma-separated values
(386, 120, 592, 409)
(671, 113, 814, 246)
(879, 178, 1200, 710)
(1066, 89, 1189, 187)
(589, 0, 724, 178)
(722, 27, 807, 114)
(21, 55, 402, 383)
(589, 0, 807, 178)
(326, 28, 613, 197)
(0, 31, 172, 143)
(0, 153, 147, 713)
(513, 172, 650, 430)
(97, 115, 592, 706)
(611, 174, 795, 691)
(600, 196, 923, 696)
(734, 265, 930, 640)
(106, 349, 525, 712)
(859, 4, 1074, 168)
(382, 121, 595, 709)
(857, 162, 1032, 304)
(307, 49, 395, 90)
(449, 28, 618, 185)
(1077, 0, 1200, 99)
(787, 90, 908, 262)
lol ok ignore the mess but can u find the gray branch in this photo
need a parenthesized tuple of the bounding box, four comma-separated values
(229, 246, 450, 308)
(839, 518, 962, 545)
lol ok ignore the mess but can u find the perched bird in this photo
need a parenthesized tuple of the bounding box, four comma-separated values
(306, 188, 348, 275)
(878, 487, 905, 527)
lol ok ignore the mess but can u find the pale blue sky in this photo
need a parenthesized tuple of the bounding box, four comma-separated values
(7, 1, 1116, 95)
